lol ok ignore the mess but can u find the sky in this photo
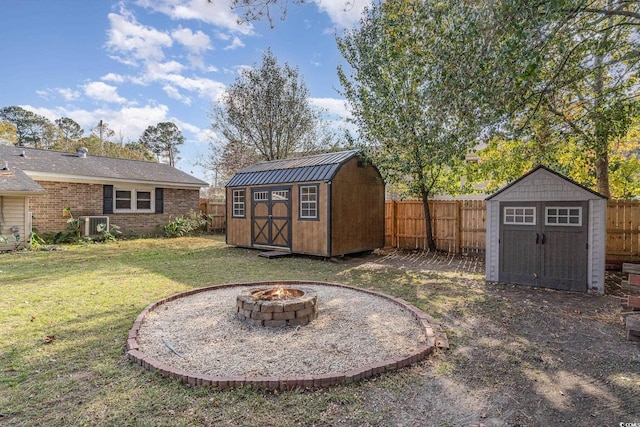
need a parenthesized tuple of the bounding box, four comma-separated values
(0, 0, 368, 183)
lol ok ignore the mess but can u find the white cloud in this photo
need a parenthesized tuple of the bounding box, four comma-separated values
(58, 88, 81, 101)
(172, 27, 211, 54)
(106, 10, 173, 66)
(161, 74, 226, 102)
(83, 82, 127, 104)
(163, 85, 192, 105)
(309, 97, 350, 119)
(223, 36, 245, 50)
(22, 104, 171, 142)
(35, 88, 81, 101)
(102, 73, 126, 83)
(134, 0, 254, 35)
(313, 0, 368, 28)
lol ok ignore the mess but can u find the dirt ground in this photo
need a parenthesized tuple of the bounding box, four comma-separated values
(344, 249, 640, 427)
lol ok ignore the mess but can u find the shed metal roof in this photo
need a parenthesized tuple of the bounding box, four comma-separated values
(226, 150, 360, 187)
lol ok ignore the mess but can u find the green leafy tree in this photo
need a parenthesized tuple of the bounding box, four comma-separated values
(210, 49, 334, 176)
(0, 106, 55, 148)
(55, 117, 84, 148)
(0, 120, 17, 145)
(337, 0, 487, 250)
(466, 0, 640, 198)
(90, 120, 116, 153)
(138, 122, 185, 167)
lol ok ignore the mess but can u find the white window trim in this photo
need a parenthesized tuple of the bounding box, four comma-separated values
(300, 185, 318, 219)
(503, 206, 536, 225)
(232, 189, 246, 218)
(114, 187, 155, 213)
(545, 206, 582, 227)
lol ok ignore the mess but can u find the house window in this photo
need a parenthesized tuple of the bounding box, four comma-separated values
(546, 207, 582, 226)
(233, 189, 245, 217)
(503, 207, 536, 225)
(114, 188, 154, 212)
(300, 185, 318, 219)
(115, 190, 132, 210)
(137, 191, 151, 210)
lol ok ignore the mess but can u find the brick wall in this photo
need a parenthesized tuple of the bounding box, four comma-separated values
(30, 181, 201, 236)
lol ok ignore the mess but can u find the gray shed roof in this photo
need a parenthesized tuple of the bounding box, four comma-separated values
(0, 146, 207, 189)
(226, 150, 361, 187)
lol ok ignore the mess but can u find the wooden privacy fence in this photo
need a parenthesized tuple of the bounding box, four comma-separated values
(199, 200, 226, 232)
(201, 198, 640, 261)
(385, 200, 486, 255)
(386, 199, 640, 262)
(607, 200, 640, 262)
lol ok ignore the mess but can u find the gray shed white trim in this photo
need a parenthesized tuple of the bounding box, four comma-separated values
(485, 165, 607, 293)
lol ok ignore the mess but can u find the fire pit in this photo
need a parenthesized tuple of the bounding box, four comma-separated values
(236, 286, 318, 327)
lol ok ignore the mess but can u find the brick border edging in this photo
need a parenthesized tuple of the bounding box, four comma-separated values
(126, 280, 443, 390)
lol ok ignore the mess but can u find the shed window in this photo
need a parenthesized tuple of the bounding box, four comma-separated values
(272, 190, 289, 201)
(546, 207, 582, 226)
(114, 188, 154, 212)
(504, 207, 536, 225)
(232, 189, 245, 217)
(254, 191, 268, 201)
(300, 185, 318, 219)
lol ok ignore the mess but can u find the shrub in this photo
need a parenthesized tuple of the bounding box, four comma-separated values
(163, 211, 208, 238)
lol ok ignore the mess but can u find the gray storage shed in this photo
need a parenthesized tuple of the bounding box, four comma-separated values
(485, 165, 607, 293)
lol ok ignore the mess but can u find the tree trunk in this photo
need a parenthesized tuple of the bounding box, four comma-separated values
(421, 190, 436, 251)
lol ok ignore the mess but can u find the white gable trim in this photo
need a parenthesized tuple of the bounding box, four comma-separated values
(24, 171, 204, 189)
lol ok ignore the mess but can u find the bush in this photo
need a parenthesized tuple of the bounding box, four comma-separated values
(163, 211, 208, 238)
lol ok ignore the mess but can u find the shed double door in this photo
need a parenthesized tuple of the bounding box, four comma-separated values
(499, 201, 588, 292)
(251, 186, 292, 249)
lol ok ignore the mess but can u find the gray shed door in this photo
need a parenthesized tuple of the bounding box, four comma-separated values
(499, 201, 588, 292)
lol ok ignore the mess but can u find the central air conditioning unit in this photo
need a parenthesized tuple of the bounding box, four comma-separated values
(80, 216, 110, 237)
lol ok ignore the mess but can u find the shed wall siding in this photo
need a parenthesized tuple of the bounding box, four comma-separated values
(492, 170, 602, 202)
(331, 158, 385, 256)
(225, 186, 253, 248)
(0, 196, 28, 250)
(485, 201, 500, 281)
(291, 183, 328, 256)
(30, 181, 200, 236)
(588, 199, 606, 293)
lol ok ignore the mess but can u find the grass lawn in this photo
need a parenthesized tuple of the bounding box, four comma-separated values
(1, 235, 638, 426)
(0, 236, 449, 426)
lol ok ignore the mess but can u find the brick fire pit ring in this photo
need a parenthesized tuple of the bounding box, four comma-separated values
(236, 287, 318, 327)
(127, 281, 444, 390)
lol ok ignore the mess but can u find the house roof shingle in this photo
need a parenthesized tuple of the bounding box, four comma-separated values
(226, 150, 360, 187)
(0, 146, 207, 189)
(0, 166, 47, 195)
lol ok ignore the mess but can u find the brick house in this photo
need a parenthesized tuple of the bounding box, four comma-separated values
(0, 146, 207, 248)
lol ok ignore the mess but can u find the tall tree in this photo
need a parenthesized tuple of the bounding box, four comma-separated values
(468, 0, 640, 197)
(54, 117, 84, 149)
(210, 49, 333, 175)
(0, 120, 17, 145)
(337, 0, 488, 250)
(138, 122, 185, 167)
(91, 120, 115, 153)
(0, 106, 55, 149)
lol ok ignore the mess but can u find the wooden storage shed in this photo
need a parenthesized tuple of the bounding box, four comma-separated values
(485, 165, 607, 293)
(225, 150, 385, 257)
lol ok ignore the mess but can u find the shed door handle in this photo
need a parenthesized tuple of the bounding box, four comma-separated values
(541, 233, 546, 244)
(535, 233, 539, 244)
